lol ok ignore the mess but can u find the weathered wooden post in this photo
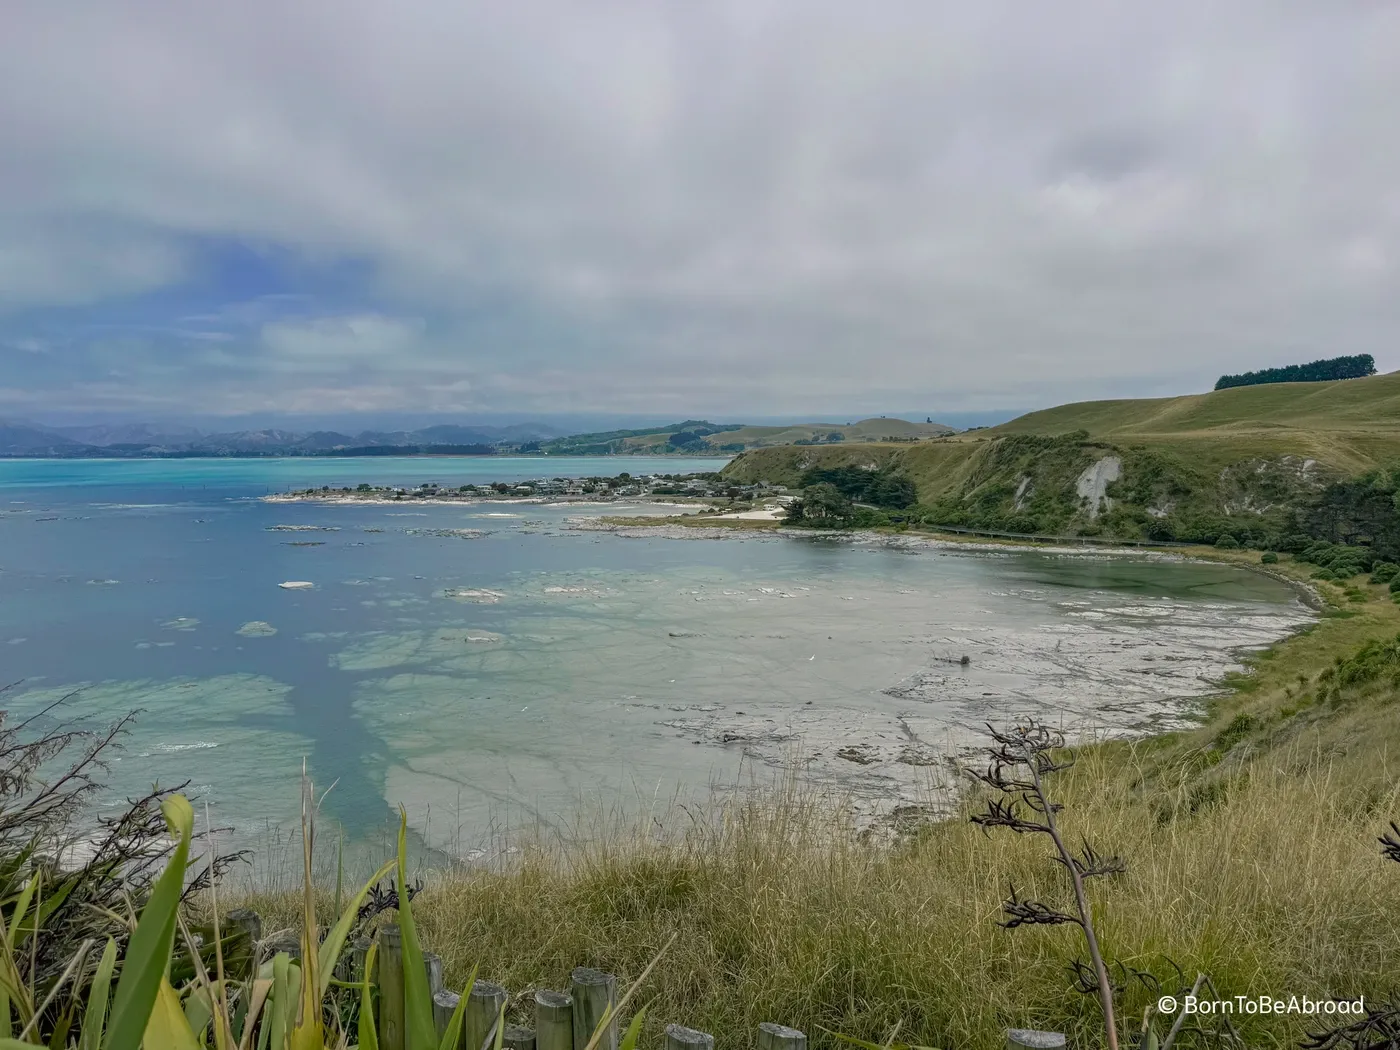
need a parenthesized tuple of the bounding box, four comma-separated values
(351, 936, 373, 981)
(757, 1023, 806, 1050)
(503, 1025, 538, 1050)
(335, 934, 372, 982)
(465, 980, 509, 1050)
(534, 989, 574, 1050)
(424, 952, 444, 996)
(226, 908, 262, 946)
(1006, 1031, 1065, 1049)
(264, 929, 302, 961)
(570, 969, 618, 1050)
(377, 925, 406, 1050)
(434, 991, 462, 1042)
(664, 1024, 713, 1050)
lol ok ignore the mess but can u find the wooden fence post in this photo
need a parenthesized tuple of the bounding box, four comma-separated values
(335, 935, 372, 982)
(1006, 1031, 1065, 1049)
(757, 1023, 806, 1050)
(434, 991, 461, 1043)
(534, 989, 574, 1050)
(226, 908, 262, 946)
(664, 1024, 713, 1050)
(503, 1025, 538, 1050)
(423, 952, 444, 996)
(377, 925, 405, 1050)
(465, 980, 508, 1050)
(570, 969, 618, 1050)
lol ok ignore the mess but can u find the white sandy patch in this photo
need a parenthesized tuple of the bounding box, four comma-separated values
(711, 502, 791, 520)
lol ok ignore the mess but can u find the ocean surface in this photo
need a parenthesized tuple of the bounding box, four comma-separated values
(0, 456, 1311, 864)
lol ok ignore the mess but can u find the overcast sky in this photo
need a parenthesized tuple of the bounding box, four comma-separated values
(2, 1, 1397, 424)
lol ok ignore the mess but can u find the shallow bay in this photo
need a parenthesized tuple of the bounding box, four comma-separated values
(0, 457, 1310, 858)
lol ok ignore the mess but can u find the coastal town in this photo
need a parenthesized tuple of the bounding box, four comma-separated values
(267, 470, 790, 505)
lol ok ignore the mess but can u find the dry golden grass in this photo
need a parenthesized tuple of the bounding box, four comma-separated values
(236, 743, 1400, 1049)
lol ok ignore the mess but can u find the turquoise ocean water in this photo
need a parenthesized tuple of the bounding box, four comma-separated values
(0, 456, 1309, 865)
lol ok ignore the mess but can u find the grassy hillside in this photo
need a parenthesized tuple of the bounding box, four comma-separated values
(725, 373, 1400, 543)
(993, 370, 1400, 475)
(715, 417, 953, 449)
(535, 417, 952, 455)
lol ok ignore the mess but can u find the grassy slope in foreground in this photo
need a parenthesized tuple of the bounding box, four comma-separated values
(235, 558, 1400, 1050)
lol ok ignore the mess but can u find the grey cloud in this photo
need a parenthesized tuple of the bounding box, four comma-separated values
(0, 0, 1398, 417)
(260, 315, 427, 369)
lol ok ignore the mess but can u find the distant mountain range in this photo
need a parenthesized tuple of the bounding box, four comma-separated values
(0, 416, 957, 457)
(0, 420, 567, 457)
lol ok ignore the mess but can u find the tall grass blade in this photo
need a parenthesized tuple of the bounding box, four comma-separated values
(266, 952, 303, 1050)
(31, 880, 75, 935)
(80, 939, 117, 1050)
(145, 976, 200, 1050)
(0, 872, 40, 1034)
(315, 860, 394, 998)
(6, 875, 38, 953)
(294, 772, 322, 1050)
(393, 809, 437, 1050)
(357, 943, 379, 1050)
(335, 834, 344, 921)
(618, 1006, 647, 1050)
(184, 983, 215, 1042)
(104, 794, 194, 1050)
(236, 979, 273, 1050)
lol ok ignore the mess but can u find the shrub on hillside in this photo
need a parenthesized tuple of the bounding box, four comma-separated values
(1371, 563, 1399, 584)
(1318, 632, 1400, 693)
(1169, 515, 1239, 546)
(785, 482, 854, 527)
(798, 465, 917, 509)
(1000, 514, 1042, 535)
(1391, 577, 1400, 594)
(1261, 552, 1279, 564)
(1215, 534, 1240, 549)
(1298, 541, 1375, 578)
(1144, 519, 1174, 542)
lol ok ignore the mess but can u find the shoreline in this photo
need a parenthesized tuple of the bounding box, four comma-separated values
(261, 488, 1335, 838)
(558, 512, 1325, 830)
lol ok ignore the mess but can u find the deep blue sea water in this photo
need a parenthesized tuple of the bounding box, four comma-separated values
(0, 456, 1310, 864)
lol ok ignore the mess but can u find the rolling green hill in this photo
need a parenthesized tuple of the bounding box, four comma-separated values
(723, 372, 1400, 544)
(534, 417, 952, 455)
(992, 370, 1400, 475)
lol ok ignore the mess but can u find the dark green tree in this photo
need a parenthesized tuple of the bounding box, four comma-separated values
(787, 482, 854, 527)
(1215, 353, 1375, 390)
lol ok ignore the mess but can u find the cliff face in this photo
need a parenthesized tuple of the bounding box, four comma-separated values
(724, 434, 1343, 543)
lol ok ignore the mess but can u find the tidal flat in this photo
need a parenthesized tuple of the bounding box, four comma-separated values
(0, 457, 1311, 859)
